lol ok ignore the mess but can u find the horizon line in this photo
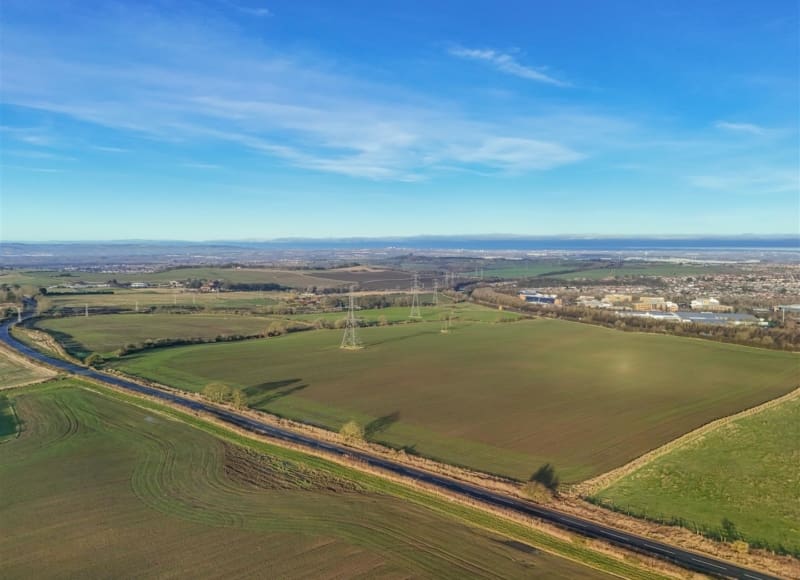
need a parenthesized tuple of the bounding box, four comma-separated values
(3, 233, 799, 245)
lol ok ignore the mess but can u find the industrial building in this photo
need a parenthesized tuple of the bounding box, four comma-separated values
(519, 289, 560, 305)
(618, 310, 760, 326)
(690, 297, 733, 312)
(633, 297, 678, 312)
(603, 293, 633, 304)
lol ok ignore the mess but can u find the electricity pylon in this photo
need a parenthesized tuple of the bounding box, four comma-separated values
(409, 274, 422, 319)
(441, 311, 452, 334)
(85, 303, 89, 317)
(340, 287, 363, 350)
(432, 279, 439, 306)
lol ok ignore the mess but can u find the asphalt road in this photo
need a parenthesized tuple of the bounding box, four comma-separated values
(0, 309, 780, 580)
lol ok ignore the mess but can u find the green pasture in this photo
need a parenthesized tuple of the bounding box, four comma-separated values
(594, 396, 800, 556)
(291, 301, 522, 325)
(35, 313, 277, 358)
(0, 267, 348, 291)
(38, 289, 281, 313)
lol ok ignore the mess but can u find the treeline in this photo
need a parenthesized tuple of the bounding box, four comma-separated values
(42, 290, 115, 296)
(1, 283, 22, 303)
(44, 305, 206, 317)
(585, 497, 799, 557)
(471, 287, 800, 351)
(221, 282, 287, 292)
(116, 333, 262, 356)
(116, 321, 313, 356)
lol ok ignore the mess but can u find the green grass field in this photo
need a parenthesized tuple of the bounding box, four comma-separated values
(593, 396, 800, 556)
(0, 381, 614, 579)
(0, 267, 349, 290)
(290, 301, 522, 325)
(0, 348, 51, 388)
(35, 313, 278, 357)
(33, 303, 518, 359)
(484, 262, 730, 280)
(560, 264, 730, 280)
(485, 263, 578, 278)
(111, 319, 799, 482)
(38, 288, 282, 314)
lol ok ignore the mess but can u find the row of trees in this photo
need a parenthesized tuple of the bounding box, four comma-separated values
(201, 382, 246, 409)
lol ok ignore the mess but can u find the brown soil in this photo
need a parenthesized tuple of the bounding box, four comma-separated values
(222, 443, 365, 493)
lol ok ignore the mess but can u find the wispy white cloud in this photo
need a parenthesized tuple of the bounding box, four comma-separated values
(714, 121, 766, 135)
(0, 164, 61, 173)
(240, 7, 271, 17)
(181, 162, 222, 170)
(689, 169, 799, 194)
(449, 137, 583, 172)
(92, 145, 130, 153)
(0, 21, 593, 181)
(0, 125, 56, 147)
(448, 46, 569, 87)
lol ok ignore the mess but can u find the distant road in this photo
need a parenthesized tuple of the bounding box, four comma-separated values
(1, 305, 779, 580)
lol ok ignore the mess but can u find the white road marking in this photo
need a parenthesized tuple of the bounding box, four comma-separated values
(643, 543, 675, 555)
(691, 557, 725, 570)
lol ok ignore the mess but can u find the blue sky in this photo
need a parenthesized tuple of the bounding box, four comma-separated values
(1, 0, 797, 240)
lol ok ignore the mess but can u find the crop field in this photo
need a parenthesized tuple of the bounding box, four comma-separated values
(0, 347, 53, 388)
(290, 301, 522, 325)
(34, 303, 519, 359)
(35, 314, 277, 358)
(484, 263, 731, 280)
(112, 318, 799, 482)
(309, 267, 416, 290)
(38, 288, 282, 314)
(485, 262, 579, 278)
(559, 264, 730, 280)
(0, 382, 610, 579)
(0, 267, 350, 291)
(593, 395, 800, 556)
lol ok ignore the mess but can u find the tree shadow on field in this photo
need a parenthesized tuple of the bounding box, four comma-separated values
(364, 411, 400, 440)
(244, 378, 308, 408)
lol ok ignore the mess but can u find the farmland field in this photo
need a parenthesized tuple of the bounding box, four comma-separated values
(483, 262, 730, 280)
(35, 313, 277, 357)
(0, 267, 350, 292)
(0, 381, 611, 579)
(485, 262, 579, 278)
(290, 301, 522, 324)
(0, 347, 53, 388)
(0, 395, 17, 440)
(38, 288, 282, 314)
(559, 264, 730, 280)
(112, 318, 799, 482)
(593, 395, 800, 556)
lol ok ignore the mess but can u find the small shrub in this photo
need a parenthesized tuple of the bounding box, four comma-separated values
(339, 420, 364, 441)
(521, 481, 555, 503)
(85, 353, 104, 367)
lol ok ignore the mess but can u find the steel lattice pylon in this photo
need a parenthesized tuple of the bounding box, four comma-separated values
(340, 287, 363, 349)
